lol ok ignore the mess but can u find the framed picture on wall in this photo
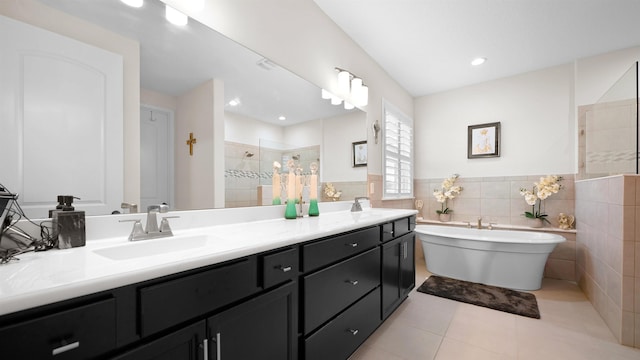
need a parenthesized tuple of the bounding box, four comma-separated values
(353, 141, 367, 167)
(468, 122, 501, 158)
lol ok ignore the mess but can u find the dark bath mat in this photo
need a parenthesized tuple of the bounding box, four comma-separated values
(417, 275, 540, 319)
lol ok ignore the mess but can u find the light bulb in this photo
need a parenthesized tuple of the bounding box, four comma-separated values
(321, 88, 331, 99)
(344, 101, 354, 110)
(337, 70, 350, 94)
(166, 5, 188, 26)
(331, 95, 342, 105)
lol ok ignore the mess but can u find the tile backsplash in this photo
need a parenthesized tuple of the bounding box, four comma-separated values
(414, 174, 576, 228)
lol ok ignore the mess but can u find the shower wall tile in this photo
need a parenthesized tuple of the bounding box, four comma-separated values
(575, 174, 640, 347)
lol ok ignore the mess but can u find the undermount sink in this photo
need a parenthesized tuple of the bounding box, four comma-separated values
(93, 234, 209, 260)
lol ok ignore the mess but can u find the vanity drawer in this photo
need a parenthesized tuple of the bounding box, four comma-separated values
(303, 247, 380, 334)
(262, 247, 299, 288)
(302, 226, 379, 272)
(394, 216, 414, 238)
(381, 216, 415, 243)
(304, 288, 380, 360)
(381, 222, 394, 242)
(139, 256, 258, 337)
(0, 298, 116, 359)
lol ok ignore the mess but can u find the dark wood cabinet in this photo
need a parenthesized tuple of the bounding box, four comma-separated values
(303, 247, 380, 334)
(207, 281, 297, 360)
(381, 232, 415, 319)
(139, 257, 259, 337)
(112, 321, 206, 360)
(0, 215, 415, 360)
(0, 298, 116, 359)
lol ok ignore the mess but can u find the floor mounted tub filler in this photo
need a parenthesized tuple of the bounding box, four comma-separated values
(415, 225, 566, 290)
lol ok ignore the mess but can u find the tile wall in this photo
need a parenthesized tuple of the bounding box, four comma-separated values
(575, 175, 639, 348)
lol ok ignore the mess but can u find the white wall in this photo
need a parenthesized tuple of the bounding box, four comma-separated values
(415, 64, 575, 178)
(575, 47, 640, 106)
(415, 46, 640, 180)
(162, 0, 414, 177)
(322, 112, 367, 182)
(225, 112, 284, 146)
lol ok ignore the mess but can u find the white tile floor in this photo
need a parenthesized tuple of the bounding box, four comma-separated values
(350, 260, 640, 360)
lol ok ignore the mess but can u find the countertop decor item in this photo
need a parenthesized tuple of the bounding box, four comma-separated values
(433, 174, 462, 217)
(308, 162, 319, 216)
(284, 159, 297, 219)
(520, 175, 563, 225)
(324, 183, 342, 201)
(557, 213, 575, 229)
(414, 199, 424, 219)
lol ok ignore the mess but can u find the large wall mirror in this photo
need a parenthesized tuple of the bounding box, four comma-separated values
(1, 0, 367, 217)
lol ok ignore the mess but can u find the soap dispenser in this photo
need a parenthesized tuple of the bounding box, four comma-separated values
(50, 195, 86, 249)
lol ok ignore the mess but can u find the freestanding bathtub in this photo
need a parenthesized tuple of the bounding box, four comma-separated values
(415, 225, 566, 290)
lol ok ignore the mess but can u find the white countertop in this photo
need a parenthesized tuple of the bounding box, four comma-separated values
(0, 207, 416, 316)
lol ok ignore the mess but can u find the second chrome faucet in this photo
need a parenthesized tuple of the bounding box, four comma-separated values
(120, 204, 177, 241)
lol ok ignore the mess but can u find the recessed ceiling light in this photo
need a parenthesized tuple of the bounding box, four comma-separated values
(471, 57, 487, 66)
(278, 116, 286, 121)
(228, 98, 240, 106)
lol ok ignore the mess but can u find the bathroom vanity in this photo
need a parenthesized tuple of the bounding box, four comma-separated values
(0, 207, 416, 359)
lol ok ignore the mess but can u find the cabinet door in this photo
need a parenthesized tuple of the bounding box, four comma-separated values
(207, 282, 297, 360)
(381, 232, 415, 319)
(112, 321, 206, 360)
(400, 233, 416, 298)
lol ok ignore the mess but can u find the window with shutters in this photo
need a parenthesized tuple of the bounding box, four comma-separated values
(382, 101, 413, 199)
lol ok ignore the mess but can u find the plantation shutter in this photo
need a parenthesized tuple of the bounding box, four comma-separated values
(383, 101, 413, 199)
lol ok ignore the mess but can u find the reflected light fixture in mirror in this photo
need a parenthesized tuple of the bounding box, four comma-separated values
(121, 0, 143, 7)
(165, 5, 188, 26)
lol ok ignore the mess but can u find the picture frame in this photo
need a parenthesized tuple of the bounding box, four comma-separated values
(468, 122, 500, 158)
(352, 140, 367, 167)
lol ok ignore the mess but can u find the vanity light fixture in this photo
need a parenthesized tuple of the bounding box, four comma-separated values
(165, 5, 188, 26)
(321, 88, 332, 100)
(333, 67, 368, 107)
(121, 0, 143, 7)
(471, 57, 487, 66)
(344, 101, 354, 110)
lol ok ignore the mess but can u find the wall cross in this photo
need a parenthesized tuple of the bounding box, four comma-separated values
(186, 132, 197, 156)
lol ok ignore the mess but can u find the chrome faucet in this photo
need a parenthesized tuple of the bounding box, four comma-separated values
(477, 217, 482, 229)
(120, 204, 177, 241)
(351, 197, 369, 212)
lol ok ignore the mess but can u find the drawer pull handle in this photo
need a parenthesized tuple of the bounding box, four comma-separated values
(52, 341, 79, 356)
(347, 328, 359, 336)
(215, 332, 221, 360)
(384, 231, 394, 235)
(346, 280, 359, 285)
(201, 338, 208, 360)
(346, 242, 358, 247)
(278, 266, 292, 272)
